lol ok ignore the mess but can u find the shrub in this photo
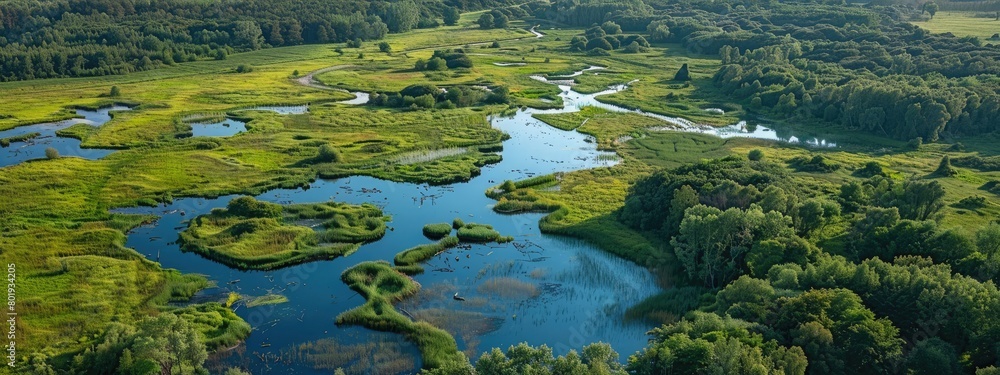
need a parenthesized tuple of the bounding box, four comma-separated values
(955, 196, 988, 209)
(44, 147, 59, 159)
(452, 218, 465, 229)
(109, 86, 121, 97)
(317, 144, 341, 163)
(226, 196, 283, 218)
(673, 63, 690, 81)
(748, 149, 764, 161)
(490, 41, 501, 48)
(235, 64, 253, 73)
(378, 42, 392, 53)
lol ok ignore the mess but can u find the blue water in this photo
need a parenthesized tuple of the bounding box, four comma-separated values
(112, 80, 663, 373)
(191, 118, 249, 137)
(0, 106, 131, 167)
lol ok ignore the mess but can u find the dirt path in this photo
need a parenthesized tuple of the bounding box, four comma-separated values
(294, 64, 358, 90)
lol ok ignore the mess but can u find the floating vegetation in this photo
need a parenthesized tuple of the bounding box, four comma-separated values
(178, 196, 387, 270)
(422, 222, 453, 239)
(285, 335, 418, 373)
(477, 277, 540, 299)
(245, 294, 289, 308)
(410, 308, 504, 357)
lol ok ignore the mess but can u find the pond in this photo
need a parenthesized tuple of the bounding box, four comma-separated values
(0, 105, 132, 167)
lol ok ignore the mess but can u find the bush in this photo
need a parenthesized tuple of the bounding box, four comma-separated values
(955, 196, 988, 209)
(44, 147, 59, 159)
(673, 63, 690, 81)
(235, 64, 253, 73)
(109, 86, 121, 97)
(378, 41, 392, 53)
(456, 223, 513, 243)
(317, 144, 341, 163)
(452, 218, 465, 229)
(226, 196, 283, 218)
(748, 149, 764, 161)
(490, 41, 501, 48)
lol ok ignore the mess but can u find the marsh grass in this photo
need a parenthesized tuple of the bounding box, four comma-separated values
(395, 236, 461, 266)
(456, 223, 514, 243)
(284, 334, 418, 373)
(476, 277, 540, 299)
(336, 261, 465, 369)
(171, 302, 252, 350)
(244, 294, 290, 308)
(0, 132, 40, 146)
(422, 222, 454, 239)
(178, 197, 386, 270)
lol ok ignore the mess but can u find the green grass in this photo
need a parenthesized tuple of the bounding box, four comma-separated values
(911, 11, 1000, 39)
(336, 261, 465, 370)
(244, 294, 290, 308)
(422, 223, 454, 239)
(177, 197, 387, 270)
(171, 302, 252, 350)
(455, 222, 514, 243)
(394, 236, 461, 267)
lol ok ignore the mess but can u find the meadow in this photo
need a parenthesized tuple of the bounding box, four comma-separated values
(911, 11, 1000, 39)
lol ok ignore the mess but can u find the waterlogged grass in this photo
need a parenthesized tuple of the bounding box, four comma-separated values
(336, 261, 465, 370)
(476, 277, 540, 299)
(394, 236, 461, 268)
(244, 294, 290, 308)
(534, 106, 670, 150)
(456, 222, 514, 243)
(0, 132, 40, 146)
(171, 302, 252, 350)
(282, 334, 419, 373)
(178, 197, 387, 270)
(422, 223, 454, 239)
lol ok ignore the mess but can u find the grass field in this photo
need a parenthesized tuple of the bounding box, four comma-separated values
(912, 11, 1000, 39)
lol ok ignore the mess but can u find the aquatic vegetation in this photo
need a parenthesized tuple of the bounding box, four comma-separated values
(336, 261, 466, 369)
(394, 236, 461, 267)
(172, 302, 253, 350)
(476, 277, 540, 299)
(422, 222, 454, 239)
(456, 222, 514, 243)
(283, 334, 419, 373)
(244, 294, 290, 308)
(178, 196, 387, 270)
(0, 132, 40, 147)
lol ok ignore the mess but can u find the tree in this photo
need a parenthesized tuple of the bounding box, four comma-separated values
(600, 21, 622, 35)
(490, 10, 508, 28)
(674, 63, 690, 81)
(671, 205, 793, 287)
(378, 41, 392, 53)
(109, 86, 121, 97)
(414, 59, 427, 70)
(426, 57, 447, 71)
(477, 13, 495, 29)
(648, 21, 670, 42)
(44, 147, 59, 159)
(475, 342, 626, 374)
(384, 1, 420, 33)
(443, 7, 461, 26)
(233, 20, 264, 49)
(925, 2, 939, 18)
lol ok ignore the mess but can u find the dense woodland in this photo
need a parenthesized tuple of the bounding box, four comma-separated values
(542, 0, 1000, 141)
(0, 0, 523, 80)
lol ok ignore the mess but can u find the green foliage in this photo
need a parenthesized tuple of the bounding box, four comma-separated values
(0, 132, 40, 147)
(178, 197, 386, 270)
(443, 7, 461, 26)
(378, 42, 392, 53)
(422, 223, 453, 239)
(109, 86, 121, 97)
(44, 147, 59, 159)
(747, 149, 764, 161)
(394, 236, 460, 266)
(456, 222, 513, 243)
(627, 312, 808, 375)
(671, 204, 793, 287)
(475, 342, 627, 374)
